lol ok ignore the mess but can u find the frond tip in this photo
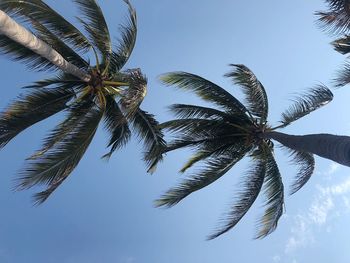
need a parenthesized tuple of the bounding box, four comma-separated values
(279, 85, 333, 128)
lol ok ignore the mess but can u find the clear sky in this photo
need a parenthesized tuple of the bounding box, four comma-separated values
(0, 1, 349, 263)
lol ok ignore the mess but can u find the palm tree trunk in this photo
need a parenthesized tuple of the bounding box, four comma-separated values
(264, 131, 350, 167)
(0, 10, 90, 82)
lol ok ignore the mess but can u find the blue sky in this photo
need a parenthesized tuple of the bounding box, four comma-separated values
(0, 1, 350, 262)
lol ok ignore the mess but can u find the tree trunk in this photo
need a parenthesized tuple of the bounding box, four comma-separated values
(0, 10, 90, 82)
(264, 131, 350, 167)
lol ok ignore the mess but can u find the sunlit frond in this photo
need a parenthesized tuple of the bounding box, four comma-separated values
(160, 72, 249, 115)
(168, 104, 233, 120)
(332, 35, 350, 54)
(225, 64, 268, 122)
(256, 148, 284, 239)
(110, 0, 137, 72)
(279, 85, 333, 128)
(74, 0, 111, 60)
(0, 88, 75, 148)
(208, 152, 266, 239)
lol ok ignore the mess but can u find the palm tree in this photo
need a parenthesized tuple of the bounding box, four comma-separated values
(316, 0, 350, 86)
(154, 64, 350, 239)
(0, 0, 165, 204)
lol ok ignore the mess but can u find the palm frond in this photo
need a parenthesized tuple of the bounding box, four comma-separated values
(316, 0, 350, 34)
(332, 35, 350, 54)
(168, 104, 233, 120)
(334, 62, 350, 87)
(102, 96, 131, 159)
(0, 88, 75, 148)
(17, 105, 104, 204)
(155, 143, 250, 208)
(28, 98, 95, 160)
(0, 0, 91, 52)
(208, 152, 266, 239)
(160, 72, 249, 116)
(0, 34, 56, 71)
(120, 69, 147, 117)
(109, 0, 137, 72)
(24, 73, 84, 89)
(279, 85, 333, 128)
(74, 0, 111, 60)
(225, 64, 268, 122)
(256, 147, 284, 239)
(286, 149, 315, 195)
(130, 109, 166, 173)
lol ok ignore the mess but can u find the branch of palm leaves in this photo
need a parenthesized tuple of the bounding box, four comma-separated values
(154, 64, 333, 239)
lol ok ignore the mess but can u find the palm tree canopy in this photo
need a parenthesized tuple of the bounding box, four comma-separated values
(155, 64, 334, 239)
(0, 0, 165, 204)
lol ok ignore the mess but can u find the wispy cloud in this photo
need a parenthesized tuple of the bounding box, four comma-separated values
(284, 162, 350, 255)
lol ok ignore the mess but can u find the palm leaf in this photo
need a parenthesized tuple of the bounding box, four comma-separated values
(102, 96, 131, 159)
(279, 85, 333, 128)
(109, 0, 137, 72)
(155, 143, 251, 208)
(225, 64, 268, 123)
(286, 149, 315, 195)
(74, 0, 111, 60)
(17, 105, 104, 204)
(130, 108, 166, 173)
(160, 72, 249, 116)
(256, 147, 284, 239)
(334, 62, 350, 87)
(0, 0, 91, 52)
(168, 104, 234, 121)
(28, 98, 95, 160)
(332, 35, 350, 54)
(208, 152, 266, 239)
(24, 74, 84, 89)
(316, 0, 350, 34)
(0, 88, 75, 148)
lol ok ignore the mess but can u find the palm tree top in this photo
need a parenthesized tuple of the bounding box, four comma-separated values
(156, 64, 333, 239)
(0, 0, 165, 204)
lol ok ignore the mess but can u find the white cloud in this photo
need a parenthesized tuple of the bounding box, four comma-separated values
(272, 255, 281, 262)
(285, 163, 350, 255)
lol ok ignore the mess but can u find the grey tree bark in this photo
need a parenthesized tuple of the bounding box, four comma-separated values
(264, 131, 350, 167)
(0, 10, 90, 82)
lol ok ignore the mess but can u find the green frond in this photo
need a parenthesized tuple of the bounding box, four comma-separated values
(256, 147, 284, 239)
(24, 73, 84, 89)
(225, 64, 268, 123)
(279, 85, 333, 128)
(30, 20, 89, 69)
(28, 98, 95, 160)
(285, 149, 315, 195)
(0, 35, 57, 71)
(332, 35, 350, 54)
(0, 0, 91, 52)
(74, 0, 111, 61)
(334, 62, 350, 87)
(130, 109, 166, 173)
(160, 72, 249, 116)
(316, 0, 350, 34)
(109, 0, 137, 72)
(0, 88, 75, 148)
(155, 143, 251, 208)
(102, 96, 131, 159)
(17, 105, 104, 204)
(208, 153, 266, 239)
(168, 104, 233, 120)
